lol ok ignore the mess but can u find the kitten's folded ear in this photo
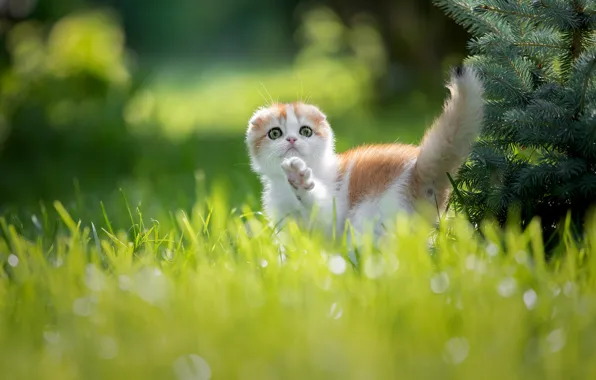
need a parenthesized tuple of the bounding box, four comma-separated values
(313, 107, 327, 122)
(249, 115, 263, 128)
(248, 107, 270, 129)
(300, 103, 327, 124)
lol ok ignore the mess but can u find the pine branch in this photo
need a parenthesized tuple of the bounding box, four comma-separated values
(433, 0, 505, 35)
(572, 49, 596, 116)
(569, 1, 589, 64)
(476, 4, 537, 20)
(513, 41, 567, 50)
(536, 0, 581, 30)
(436, 0, 596, 254)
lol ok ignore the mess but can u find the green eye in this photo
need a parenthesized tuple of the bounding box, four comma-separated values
(299, 126, 313, 137)
(267, 127, 283, 140)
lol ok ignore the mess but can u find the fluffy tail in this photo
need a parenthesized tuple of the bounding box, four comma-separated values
(413, 65, 484, 193)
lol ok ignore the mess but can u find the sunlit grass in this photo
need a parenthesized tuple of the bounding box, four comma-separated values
(2, 185, 596, 380)
(124, 59, 372, 140)
(3, 3, 594, 378)
(123, 5, 394, 140)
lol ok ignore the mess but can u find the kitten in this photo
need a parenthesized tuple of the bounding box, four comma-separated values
(245, 66, 484, 245)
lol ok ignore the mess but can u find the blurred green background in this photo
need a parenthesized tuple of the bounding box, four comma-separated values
(0, 0, 469, 224)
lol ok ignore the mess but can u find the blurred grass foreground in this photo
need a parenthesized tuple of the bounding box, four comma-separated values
(2, 192, 596, 379)
(3, 3, 596, 380)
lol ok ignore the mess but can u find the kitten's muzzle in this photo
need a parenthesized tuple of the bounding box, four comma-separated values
(282, 145, 301, 157)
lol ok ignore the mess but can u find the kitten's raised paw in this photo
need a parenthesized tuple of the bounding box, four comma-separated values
(281, 157, 314, 191)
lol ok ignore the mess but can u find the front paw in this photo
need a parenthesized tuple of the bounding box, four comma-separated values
(281, 157, 314, 191)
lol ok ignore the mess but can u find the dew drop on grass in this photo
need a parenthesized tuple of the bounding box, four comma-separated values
(464, 255, 486, 274)
(328, 255, 347, 275)
(486, 243, 499, 257)
(329, 303, 343, 320)
(7, 254, 18, 267)
(85, 264, 105, 292)
(515, 250, 528, 265)
(563, 281, 576, 298)
(173, 354, 212, 380)
(133, 267, 168, 304)
(43, 333, 63, 362)
(546, 329, 566, 353)
(53, 257, 64, 268)
(523, 289, 538, 310)
(443, 337, 469, 365)
(73, 296, 94, 317)
(118, 275, 132, 291)
(363, 256, 384, 279)
(430, 272, 450, 294)
(99, 336, 118, 359)
(259, 259, 268, 268)
(497, 277, 517, 297)
(43, 330, 61, 345)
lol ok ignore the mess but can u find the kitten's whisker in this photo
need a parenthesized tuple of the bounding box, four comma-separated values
(259, 82, 275, 106)
(257, 87, 269, 106)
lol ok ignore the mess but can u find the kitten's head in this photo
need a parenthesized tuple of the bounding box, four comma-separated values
(245, 102, 334, 175)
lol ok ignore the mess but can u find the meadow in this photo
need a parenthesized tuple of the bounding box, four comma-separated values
(2, 7, 596, 380)
(2, 180, 596, 379)
(3, 83, 596, 378)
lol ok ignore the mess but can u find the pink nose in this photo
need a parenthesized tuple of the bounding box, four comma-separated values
(286, 137, 297, 144)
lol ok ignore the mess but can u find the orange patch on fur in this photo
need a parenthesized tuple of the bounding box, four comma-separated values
(302, 105, 325, 125)
(338, 144, 419, 208)
(291, 102, 302, 118)
(276, 103, 287, 120)
(252, 133, 269, 153)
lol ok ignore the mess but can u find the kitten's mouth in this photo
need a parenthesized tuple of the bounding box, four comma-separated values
(283, 146, 301, 156)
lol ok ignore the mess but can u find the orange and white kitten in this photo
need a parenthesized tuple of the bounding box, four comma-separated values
(245, 66, 484, 244)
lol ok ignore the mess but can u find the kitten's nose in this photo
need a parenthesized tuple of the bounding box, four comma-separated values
(286, 137, 297, 144)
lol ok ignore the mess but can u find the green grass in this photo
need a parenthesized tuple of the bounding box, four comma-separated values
(2, 184, 596, 380)
(5, 5, 595, 378)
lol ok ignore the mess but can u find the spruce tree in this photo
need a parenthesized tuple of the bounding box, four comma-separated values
(433, 0, 596, 253)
